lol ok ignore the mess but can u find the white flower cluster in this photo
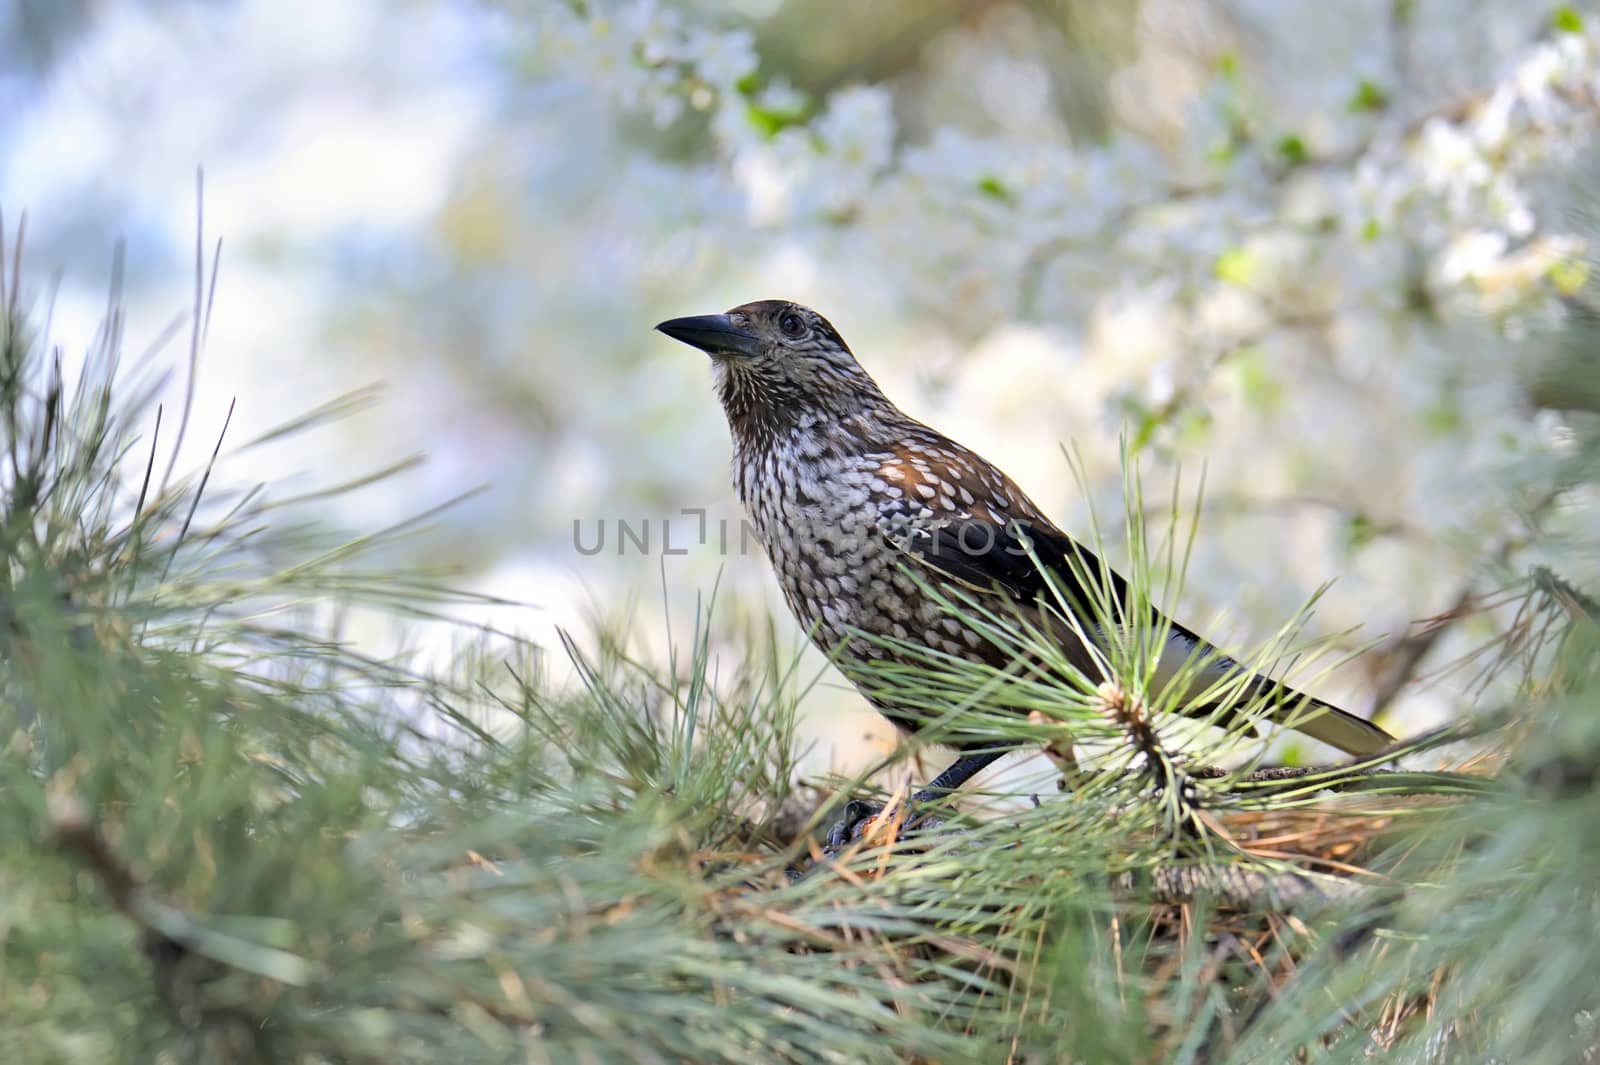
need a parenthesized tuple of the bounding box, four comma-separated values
(1370, 26, 1598, 298)
(525, 0, 1600, 515)
(528, 0, 757, 127)
(536, 0, 1600, 362)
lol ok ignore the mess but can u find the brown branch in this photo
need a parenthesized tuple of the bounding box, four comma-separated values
(1183, 762, 1495, 798)
(50, 791, 163, 925)
(1114, 861, 1370, 913)
(49, 789, 314, 987)
(1368, 488, 1561, 716)
(1367, 582, 1480, 716)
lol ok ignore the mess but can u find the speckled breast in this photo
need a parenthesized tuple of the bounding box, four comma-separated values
(732, 435, 999, 723)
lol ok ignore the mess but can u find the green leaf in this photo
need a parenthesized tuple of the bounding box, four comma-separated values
(976, 175, 1014, 204)
(1348, 78, 1389, 113)
(1175, 403, 1213, 446)
(1554, 5, 1584, 33)
(1232, 346, 1282, 413)
(1130, 407, 1162, 453)
(1214, 246, 1258, 286)
(745, 101, 808, 140)
(1344, 511, 1378, 550)
(1423, 398, 1463, 435)
(1551, 257, 1591, 296)
(1276, 133, 1310, 166)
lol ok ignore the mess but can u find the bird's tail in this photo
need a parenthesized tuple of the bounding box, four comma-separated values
(1160, 633, 1396, 755)
(1267, 692, 1394, 756)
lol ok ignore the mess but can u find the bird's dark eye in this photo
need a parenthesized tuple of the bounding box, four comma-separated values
(778, 312, 804, 338)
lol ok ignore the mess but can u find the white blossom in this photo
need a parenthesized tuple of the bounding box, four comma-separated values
(1438, 230, 1509, 285)
(812, 86, 896, 205)
(684, 27, 757, 90)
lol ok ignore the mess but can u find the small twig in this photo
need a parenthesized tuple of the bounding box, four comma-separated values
(49, 788, 313, 986)
(1367, 582, 1479, 717)
(1369, 489, 1560, 715)
(1387, 0, 1415, 116)
(49, 792, 147, 917)
(1532, 565, 1600, 626)
(1184, 763, 1495, 798)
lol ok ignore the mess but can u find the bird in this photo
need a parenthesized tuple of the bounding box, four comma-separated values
(656, 299, 1394, 840)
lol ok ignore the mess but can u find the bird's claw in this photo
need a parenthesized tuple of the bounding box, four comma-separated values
(825, 798, 884, 848)
(825, 796, 944, 849)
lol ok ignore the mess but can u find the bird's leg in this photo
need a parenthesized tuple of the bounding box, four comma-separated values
(825, 746, 1014, 848)
(1036, 725, 1083, 792)
(909, 748, 1011, 803)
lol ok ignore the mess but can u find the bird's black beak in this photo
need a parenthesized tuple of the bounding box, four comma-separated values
(655, 314, 763, 358)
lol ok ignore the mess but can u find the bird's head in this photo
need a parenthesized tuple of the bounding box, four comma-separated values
(655, 299, 889, 439)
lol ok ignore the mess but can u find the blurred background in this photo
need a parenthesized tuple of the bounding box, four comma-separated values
(2, 0, 1592, 787)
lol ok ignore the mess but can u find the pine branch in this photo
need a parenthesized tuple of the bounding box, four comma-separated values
(48, 788, 315, 988)
(1117, 862, 1370, 912)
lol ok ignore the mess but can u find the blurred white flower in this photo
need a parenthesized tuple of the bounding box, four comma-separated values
(814, 85, 896, 191)
(755, 78, 806, 114)
(1418, 118, 1489, 199)
(1485, 174, 1536, 237)
(1470, 86, 1516, 153)
(686, 27, 757, 90)
(1438, 230, 1508, 284)
(616, 0, 684, 66)
(1349, 156, 1404, 230)
(732, 148, 791, 225)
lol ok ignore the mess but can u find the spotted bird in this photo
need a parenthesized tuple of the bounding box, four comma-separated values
(657, 300, 1393, 836)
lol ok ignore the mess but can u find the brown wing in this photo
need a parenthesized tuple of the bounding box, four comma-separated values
(864, 437, 1394, 755)
(866, 437, 1130, 624)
